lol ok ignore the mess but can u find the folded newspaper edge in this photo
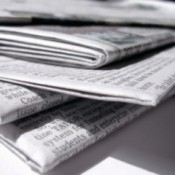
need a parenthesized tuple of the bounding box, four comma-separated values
(0, 27, 174, 68)
(0, 46, 175, 106)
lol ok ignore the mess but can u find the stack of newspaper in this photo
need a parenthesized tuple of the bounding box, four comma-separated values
(0, 24, 175, 173)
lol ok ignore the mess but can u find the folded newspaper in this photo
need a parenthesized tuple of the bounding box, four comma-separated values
(1, 45, 175, 106)
(0, 98, 153, 173)
(71, 0, 175, 27)
(0, 26, 174, 69)
(0, 94, 174, 173)
(2, 0, 175, 27)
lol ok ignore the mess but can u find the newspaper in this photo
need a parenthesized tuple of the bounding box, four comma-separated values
(2, 0, 175, 27)
(0, 69, 174, 173)
(0, 56, 74, 124)
(0, 1, 31, 23)
(0, 26, 174, 69)
(0, 46, 175, 106)
(0, 81, 73, 124)
(71, 0, 175, 27)
(0, 91, 175, 173)
(0, 98, 154, 173)
(0, 81, 74, 124)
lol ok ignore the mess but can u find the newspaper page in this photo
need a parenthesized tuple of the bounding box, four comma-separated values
(0, 26, 174, 68)
(0, 55, 74, 124)
(0, 46, 175, 106)
(0, 81, 74, 124)
(0, 98, 154, 173)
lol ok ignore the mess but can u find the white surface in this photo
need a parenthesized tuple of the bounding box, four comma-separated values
(0, 96, 175, 175)
(83, 158, 156, 175)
